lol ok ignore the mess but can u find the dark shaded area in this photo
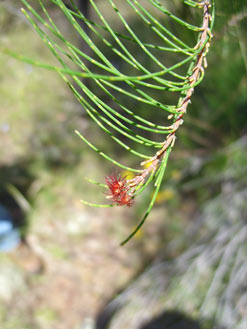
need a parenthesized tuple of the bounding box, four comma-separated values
(139, 311, 202, 329)
(95, 308, 218, 329)
(64, 0, 90, 32)
(0, 162, 34, 236)
(0, 192, 24, 233)
(95, 299, 121, 329)
(77, 0, 90, 33)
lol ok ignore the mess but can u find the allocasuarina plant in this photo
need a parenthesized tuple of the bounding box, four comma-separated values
(6, 0, 214, 244)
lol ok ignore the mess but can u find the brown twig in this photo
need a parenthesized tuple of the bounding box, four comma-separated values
(127, 1, 213, 194)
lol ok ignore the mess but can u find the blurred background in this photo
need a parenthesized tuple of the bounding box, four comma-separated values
(0, 1, 246, 329)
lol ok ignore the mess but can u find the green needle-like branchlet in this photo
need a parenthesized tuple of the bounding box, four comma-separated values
(7, 0, 214, 244)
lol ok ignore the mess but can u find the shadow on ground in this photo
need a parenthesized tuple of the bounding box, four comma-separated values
(96, 309, 208, 329)
(139, 311, 202, 329)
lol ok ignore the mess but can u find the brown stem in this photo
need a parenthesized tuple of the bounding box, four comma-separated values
(128, 1, 212, 191)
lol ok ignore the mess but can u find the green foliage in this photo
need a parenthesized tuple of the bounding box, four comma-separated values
(4, 0, 215, 243)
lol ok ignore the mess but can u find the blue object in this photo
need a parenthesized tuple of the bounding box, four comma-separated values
(0, 205, 20, 252)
